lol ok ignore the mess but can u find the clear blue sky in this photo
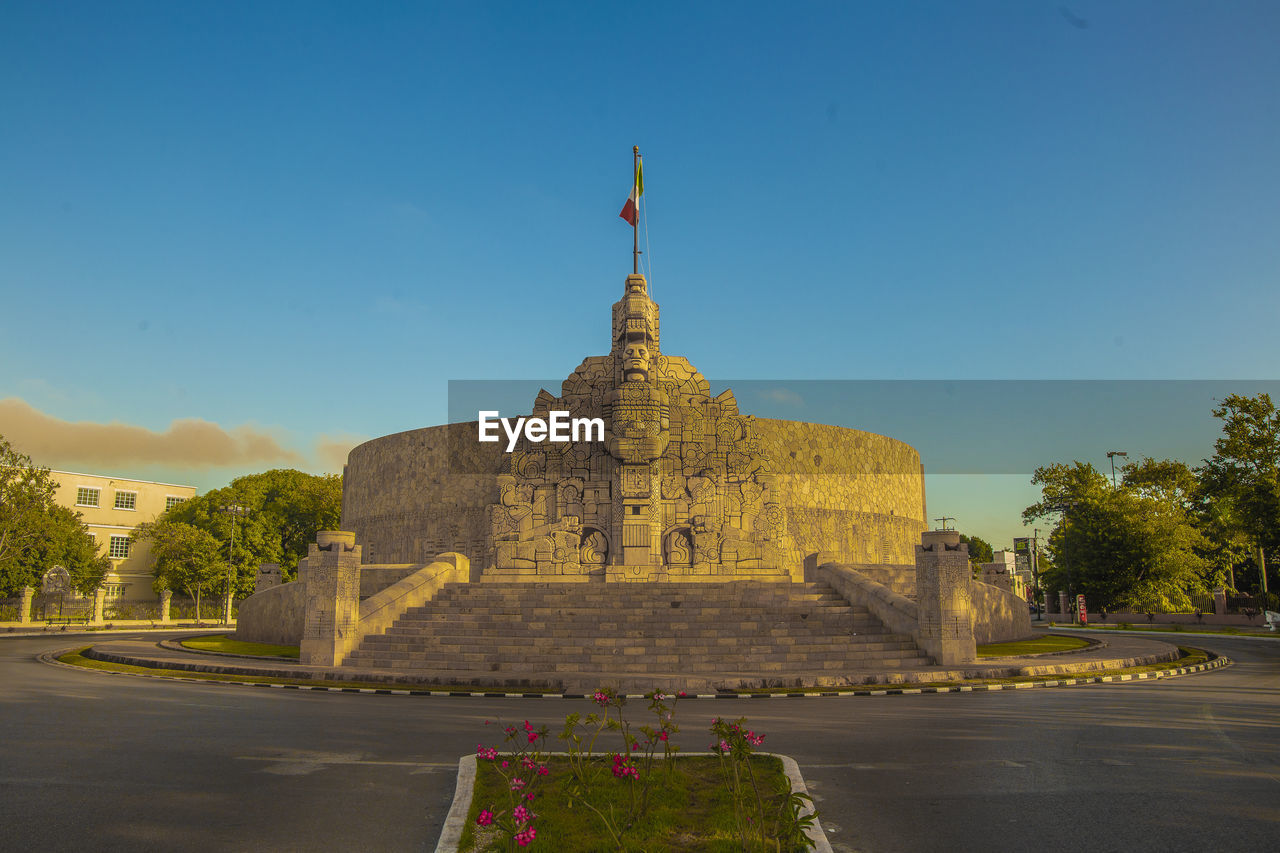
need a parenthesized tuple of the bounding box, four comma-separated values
(2, 1, 1277, 548)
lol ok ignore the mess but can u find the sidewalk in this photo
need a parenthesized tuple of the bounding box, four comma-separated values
(2, 621, 231, 637)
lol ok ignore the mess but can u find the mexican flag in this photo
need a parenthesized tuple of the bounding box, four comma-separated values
(619, 160, 644, 226)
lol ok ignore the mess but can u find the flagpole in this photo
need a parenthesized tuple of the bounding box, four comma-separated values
(632, 146, 640, 275)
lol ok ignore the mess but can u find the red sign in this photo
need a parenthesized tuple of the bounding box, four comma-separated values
(1077, 594, 1088, 625)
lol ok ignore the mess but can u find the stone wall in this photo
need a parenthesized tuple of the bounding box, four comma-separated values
(753, 418, 926, 568)
(970, 579, 1035, 644)
(341, 417, 925, 577)
(234, 581, 305, 645)
(342, 422, 504, 567)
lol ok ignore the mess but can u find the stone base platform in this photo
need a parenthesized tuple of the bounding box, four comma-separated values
(77, 629, 1184, 695)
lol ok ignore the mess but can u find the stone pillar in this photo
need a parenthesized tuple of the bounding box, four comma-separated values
(18, 586, 34, 623)
(93, 587, 106, 624)
(299, 531, 363, 666)
(1058, 591, 1070, 619)
(159, 590, 172, 623)
(914, 531, 976, 666)
(255, 563, 281, 593)
(1213, 587, 1227, 617)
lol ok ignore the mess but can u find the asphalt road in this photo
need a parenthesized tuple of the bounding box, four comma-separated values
(1, 631, 1277, 852)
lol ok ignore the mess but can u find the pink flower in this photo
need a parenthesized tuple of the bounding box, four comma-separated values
(510, 777, 525, 791)
(523, 720, 533, 732)
(501, 760, 509, 769)
(537, 765, 549, 776)
(515, 825, 537, 847)
(476, 808, 494, 827)
(611, 754, 639, 779)
(527, 732, 538, 744)
(720, 740, 730, 752)
(658, 731, 669, 742)
(526, 793, 535, 801)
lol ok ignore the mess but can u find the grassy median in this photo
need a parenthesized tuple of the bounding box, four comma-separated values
(460, 755, 805, 852)
(179, 634, 300, 659)
(977, 634, 1091, 657)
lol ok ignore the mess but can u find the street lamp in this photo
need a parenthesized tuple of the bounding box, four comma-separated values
(218, 504, 249, 626)
(1045, 500, 1074, 619)
(1106, 450, 1128, 488)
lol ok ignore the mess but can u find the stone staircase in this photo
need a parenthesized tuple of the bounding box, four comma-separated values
(339, 580, 932, 689)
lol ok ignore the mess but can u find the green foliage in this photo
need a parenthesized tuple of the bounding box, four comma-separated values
(134, 520, 224, 620)
(958, 534, 994, 567)
(19, 504, 110, 596)
(1199, 392, 1279, 590)
(0, 434, 106, 596)
(1024, 461, 1208, 612)
(159, 469, 342, 597)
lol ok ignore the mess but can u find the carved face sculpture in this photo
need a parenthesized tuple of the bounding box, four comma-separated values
(623, 341, 650, 382)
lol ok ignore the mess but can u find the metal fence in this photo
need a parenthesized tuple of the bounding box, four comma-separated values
(1227, 592, 1280, 614)
(1188, 593, 1216, 615)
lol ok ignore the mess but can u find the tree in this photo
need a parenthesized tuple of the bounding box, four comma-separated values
(1199, 393, 1279, 593)
(159, 469, 342, 598)
(134, 521, 224, 622)
(1, 435, 105, 596)
(1024, 461, 1208, 612)
(13, 504, 109, 596)
(1121, 457, 1198, 509)
(958, 534, 994, 568)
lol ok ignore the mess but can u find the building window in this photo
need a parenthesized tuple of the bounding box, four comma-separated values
(114, 491, 137, 511)
(88, 533, 96, 546)
(109, 535, 130, 559)
(76, 487, 100, 507)
(165, 496, 186, 510)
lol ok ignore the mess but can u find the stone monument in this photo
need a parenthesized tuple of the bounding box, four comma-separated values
(236, 270, 1032, 682)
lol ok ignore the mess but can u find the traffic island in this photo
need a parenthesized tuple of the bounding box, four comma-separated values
(43, 631, 1225, 697)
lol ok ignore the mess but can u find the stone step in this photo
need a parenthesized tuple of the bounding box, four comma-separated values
(342, 654, 935, 674)
(347, 647, 924, 666)
(437, 583, 841, 595)
(355, 633, 918, 650)
(434, 581, 839, 597)
(385, 612, 874, 627)
(373, 622, 885, 635)
(341, 579, 931, 679)
(424, 596, 860, 609)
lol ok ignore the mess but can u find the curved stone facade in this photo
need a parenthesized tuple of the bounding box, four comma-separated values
(341, 417, 926, 576)
(342, 422, 502, 570)
(753, 418, 926, 570)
